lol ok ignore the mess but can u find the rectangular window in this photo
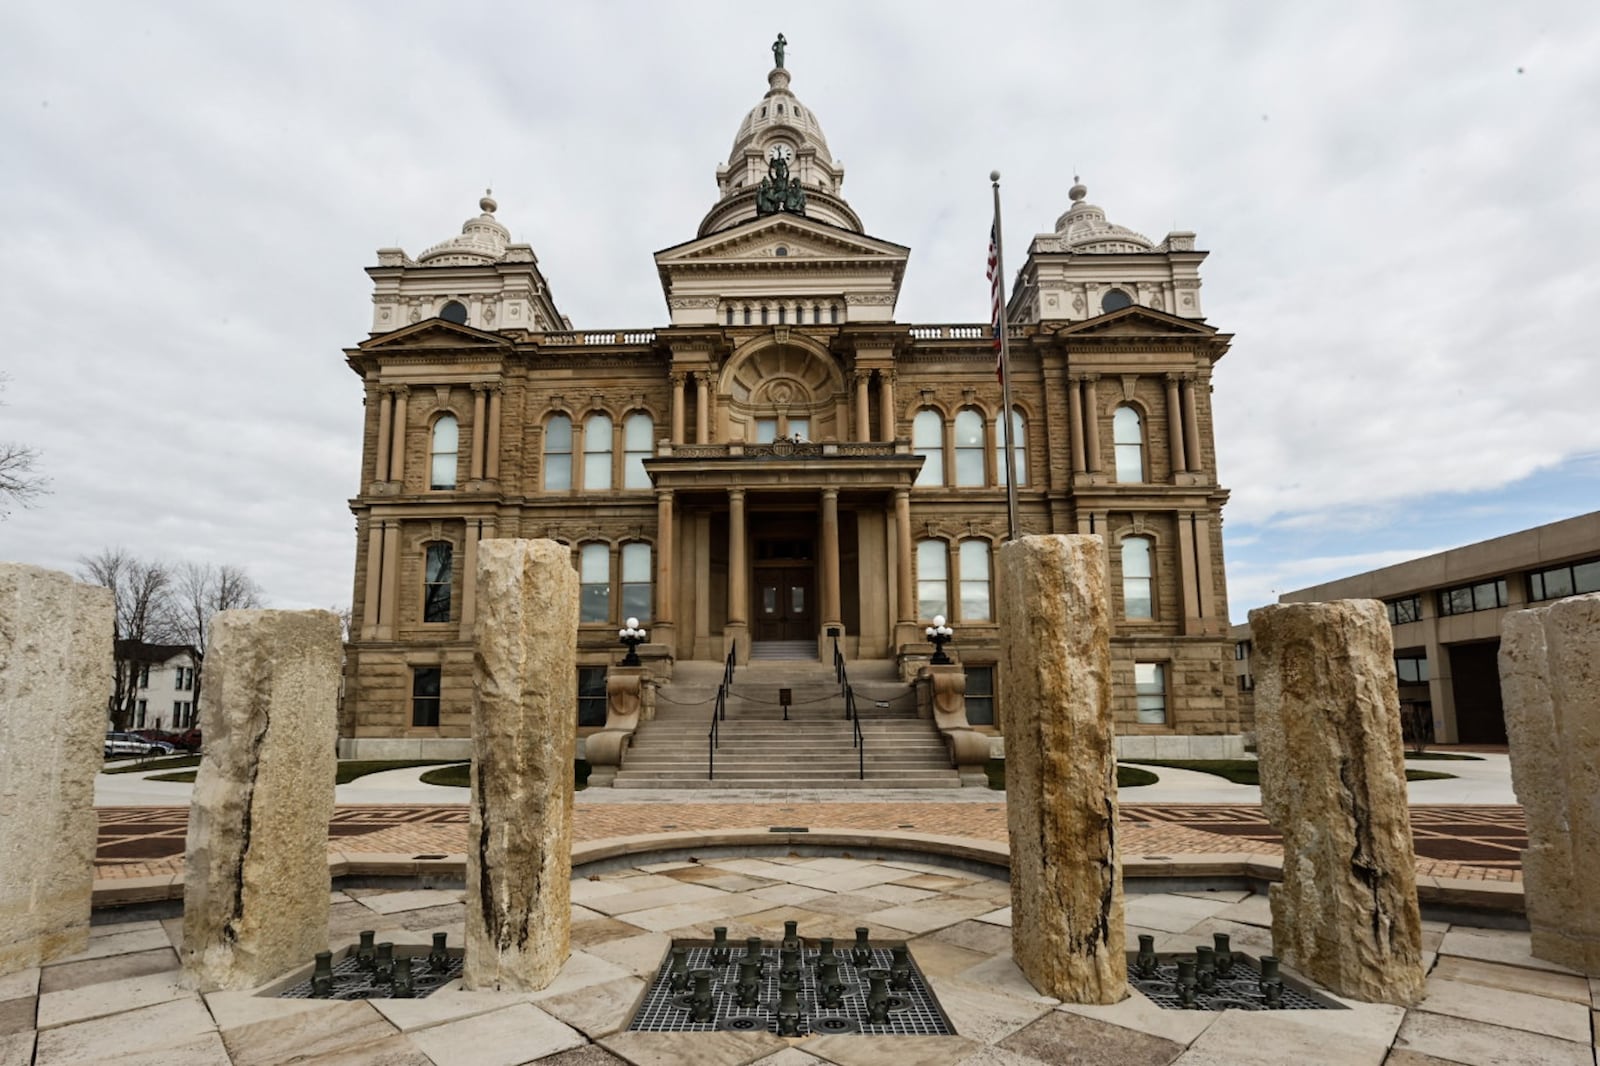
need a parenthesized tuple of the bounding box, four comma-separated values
(965, 665, 995, 726)
(1385, 596, 1421, 625)
(1438, 579, 1507, 616)
(138, 698, 147, 717)
(139, 664, 149, 688)
(1395, 655, 1429, 684)
(175, 670, 184, 690)
(1234, 641, 1251, 660)
(580, 544, 611, 623)
(578, 667, 608, 728)
(1134, 662, 1166, 725)
(958, 540, 991, 622)
(411, 667, 441, 727)
(754, 418, 778, 444)
(424, 543, 453, 623)
(787, 418, 810, 441)
(620, 543, 652, 623)
(1528, 557, 1600, 602)
(917, 539, 949, 621)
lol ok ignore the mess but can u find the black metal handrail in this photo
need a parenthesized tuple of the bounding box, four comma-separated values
(832, 634, 865, 781)
(708, 645, 736, 780)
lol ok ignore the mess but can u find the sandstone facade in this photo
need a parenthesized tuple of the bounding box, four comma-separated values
(181, 610, 343, 991)
(1500, 591, 1600, 973)
(1251, 600, 1426, 1005)
(464, 539, 579, 991)
(0, 564, 113, 976)
(998, 535, 1126, 1003)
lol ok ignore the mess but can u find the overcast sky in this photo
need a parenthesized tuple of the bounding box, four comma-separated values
(3, 2, 1597, 623)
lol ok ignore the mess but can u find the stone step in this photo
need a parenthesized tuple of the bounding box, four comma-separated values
(610, 776, 965, 790)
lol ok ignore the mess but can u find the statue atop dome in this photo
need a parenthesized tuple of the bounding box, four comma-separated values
(772, 33, 786, 69)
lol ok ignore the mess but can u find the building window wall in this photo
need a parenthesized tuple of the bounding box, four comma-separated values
(578, 667, 608, 728)
(996, 408, 1026, 486)
(953, 408, 985, 486)
(1113, 406, 1144, 483)
(623, 412, 654, 490)
(423, 542, 453, 623)
(543, 413, 573, 490)
(583, 413, 613, 491)
(430, 414, 459, 489)
(620, 542, 652, 622)
(1528, 558, 1600, 602)
(1396, 655, 1429, 684)
(916, 538, 948, 620)
(958, 539, 991, 621)
(1121, 536, 1154, 619)
(1134, 662, 1166, 724)
(411, 667, 441, 727)
(913, 409, 944, 486)
(1385, 596, 1422, 624)
(579, 543, 611, 623)
(1437, 578, 1507, 616)
(965, 665, 995, 726)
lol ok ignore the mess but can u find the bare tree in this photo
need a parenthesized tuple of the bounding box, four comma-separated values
(78, 548, 178, 730)
(172, 561, 265, 714)
(329, 604, 353, 643)
(0, 373, 49, 518)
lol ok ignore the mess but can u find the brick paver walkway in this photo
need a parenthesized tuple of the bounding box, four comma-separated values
(95, 801, 1524, 883)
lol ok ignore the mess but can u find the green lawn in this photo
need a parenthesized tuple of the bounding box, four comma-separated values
(985, 759, 1159, 791)
(103, 754, 200, 774)
(140, 759, 460, 786)
(1403, 751, 1483, 761)
(1121, 759, 1455, 785)
(419, 761, 592, 791)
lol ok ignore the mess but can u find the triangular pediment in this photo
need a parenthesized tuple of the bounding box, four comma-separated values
(359, 318, 512, 350)
(655, 215, 909, 267)
(1050, 304, 1217, 337)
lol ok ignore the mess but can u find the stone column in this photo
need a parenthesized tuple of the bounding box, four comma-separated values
(374, 387, 393, 484)
(1180, 374, 1202, 474)
(361, 518, 383, 639)
(821, 489, 842, 632)
(655, 490, 676, 649)
(1501, 593, 1600, 973)
(1251, 600, 1426, 1005)
(485, 388, 502, 481)
(878, 371, 896, 442)
(461, 520, 481, 628)
(894, 488, 915, 627)
(997, 535, 1125, 1003)
(696, 374, 710, 444)
(378, 521, 401, 640)
(1164, 374, 1186, 477)
(465, 540, 579, 991)
(1082, 375, 1101, 472)
(726, 489, 748, 658)
(0, 565, 112, 977)
(182, 610, 342, 992)
(669, 372, 686, 444)
(854, 371, 871, 442)
(1067, 377, 1086, 474)
(389, 386, 409, 484)
(470, 385, 488, 480)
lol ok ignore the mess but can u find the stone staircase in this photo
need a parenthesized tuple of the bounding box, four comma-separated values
(610, 657, 962, 789)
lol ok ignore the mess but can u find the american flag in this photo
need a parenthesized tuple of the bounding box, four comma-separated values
(986, 223, 1004, 381)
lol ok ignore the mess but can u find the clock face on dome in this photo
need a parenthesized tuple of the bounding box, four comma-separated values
(767, 143, 794, 164)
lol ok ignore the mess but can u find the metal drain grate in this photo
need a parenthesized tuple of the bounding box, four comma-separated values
(628, 939, 955, 1036)
(1127, 951, 1346, 1011)
(277, 947, 464, 1000)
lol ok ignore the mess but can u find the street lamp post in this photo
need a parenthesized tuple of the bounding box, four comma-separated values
(925, 615, 954, 665)
(618, 617, 648, 667)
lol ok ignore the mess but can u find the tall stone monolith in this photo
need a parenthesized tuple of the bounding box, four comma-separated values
(1251, 600, 1425, 1005)
(1500, 592, 1600, 974)
(182, 610, 342, 991)
(0, 564, 113, 977)
(464, 539, 579, 991)
(998, 535, 1125, 1003)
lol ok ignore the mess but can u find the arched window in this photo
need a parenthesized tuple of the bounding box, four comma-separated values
(440, 300, 468, 324)
(621, 542, 652, 622)
(958, 539, 991, 622)
(623, 412, 654, 489)
(543, 414, 572, 490)
(1113, 406, 1144, 482)
(917, 538, 949, 621)
(953, 409, 985, 486)
(1122, 536, 1153, 619)
(423, 542, 453, 623)
(1100, 289, 1132, 314)
(429, 415, 459, 489)
(578, 543, 610, 622)
(997, 408, 1027, 486)
(913, 409, 944, 486)
(583, 413, 613, 491)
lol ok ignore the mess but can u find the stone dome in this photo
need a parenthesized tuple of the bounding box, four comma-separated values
(417, 191, 512, 266)
(1053, 181, 1153, 254)
(727, 68, 834, 168)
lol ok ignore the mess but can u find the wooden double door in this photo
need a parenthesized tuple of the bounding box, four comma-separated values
(751, 523, 816, 641)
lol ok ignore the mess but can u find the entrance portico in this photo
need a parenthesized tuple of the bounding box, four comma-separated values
(644, 439, 922, 663)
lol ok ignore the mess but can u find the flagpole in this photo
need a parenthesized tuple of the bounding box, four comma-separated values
(992, 171, 1020, 542)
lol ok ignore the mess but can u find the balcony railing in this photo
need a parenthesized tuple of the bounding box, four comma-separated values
(657, 440, 909, 460)
(542, 330, 657, 346)
(908, 324, 986, 340)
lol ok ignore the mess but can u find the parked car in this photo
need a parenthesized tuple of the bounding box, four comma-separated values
(131, 729, 185, 753)
(104, 733, 173, 758)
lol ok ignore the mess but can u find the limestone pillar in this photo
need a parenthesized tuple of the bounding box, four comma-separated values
(374, 387, 393, 484)
(878, 371, 896, 442)
(726, 489, 748, 658)
(1067, 377, 1086, 474)
(655, 490, 676, 650)
(378, 521, 400, 639)
(1164, 374, 1186, 477)
(854, 371, 871, 442)
(470, 385, 487, 480)
(696, 374, 710, 444)
(461, 520, 481, 628)
(465, 539, 579, 991)
(0, 565, 113, 976)
(821, 489, 842, 632)
(182, 610, 343, 992)
(670, 372, 686, 444)
(894, 488, 914, 627)
(1500, 592, 1600, 973)
(1250, 600, 1426, 1005)
(361, 518, 383, 639)
(1180, 374, 1202, 474)
(1082, 375, 1101, 472)
(389, 386, 408, 483)
(485, 388, 502, 481)
(997, 536, 1125, 1003)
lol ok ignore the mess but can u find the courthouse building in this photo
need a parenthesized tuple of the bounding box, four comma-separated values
(339, 47, 1240, 757)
